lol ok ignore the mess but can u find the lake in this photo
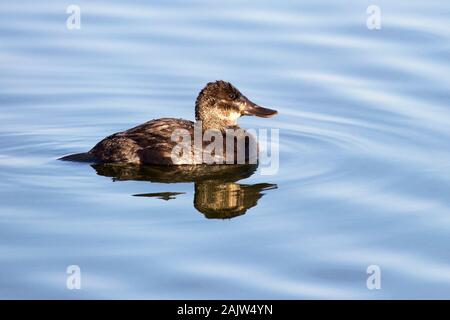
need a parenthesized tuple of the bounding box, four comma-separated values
(0, 0, 450, 299)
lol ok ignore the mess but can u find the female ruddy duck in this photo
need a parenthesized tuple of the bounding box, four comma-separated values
(60, 81, 277, 165)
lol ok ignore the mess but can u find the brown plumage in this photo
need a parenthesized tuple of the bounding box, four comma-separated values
(90, 118, 193, 165)
(60, 80, 277, 165)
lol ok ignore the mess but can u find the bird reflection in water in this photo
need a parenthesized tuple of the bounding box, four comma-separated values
(92, 164, 277, 219)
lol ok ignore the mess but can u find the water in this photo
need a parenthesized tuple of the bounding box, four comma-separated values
(1, 0, 450, 299)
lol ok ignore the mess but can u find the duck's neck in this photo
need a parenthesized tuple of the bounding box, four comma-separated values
(197, 117, 239, 132)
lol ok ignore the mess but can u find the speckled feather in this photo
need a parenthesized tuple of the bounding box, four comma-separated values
(89, 118, 194, 165)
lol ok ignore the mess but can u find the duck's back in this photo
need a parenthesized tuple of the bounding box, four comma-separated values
(90, 118, 194, 165)
(61, 118, 257, 165)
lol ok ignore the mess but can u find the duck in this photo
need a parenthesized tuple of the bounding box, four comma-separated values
(60, 80, 277, 165)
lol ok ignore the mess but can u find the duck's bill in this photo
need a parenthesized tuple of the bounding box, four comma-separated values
(243, 101, 278, 118)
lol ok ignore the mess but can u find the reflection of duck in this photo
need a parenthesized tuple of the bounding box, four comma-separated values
(92, 163, 276, 219)
(193, 181, 276, 219)
(60, 81, 277, 165)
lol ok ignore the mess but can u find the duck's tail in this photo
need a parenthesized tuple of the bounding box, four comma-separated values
(59, 152, 99, 163)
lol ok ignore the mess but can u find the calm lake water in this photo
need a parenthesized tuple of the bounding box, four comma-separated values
(1, 0, 450, 299)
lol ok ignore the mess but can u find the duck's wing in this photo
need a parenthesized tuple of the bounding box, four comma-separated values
(122, 118, 195, 165)
(90, 118, 195, 164)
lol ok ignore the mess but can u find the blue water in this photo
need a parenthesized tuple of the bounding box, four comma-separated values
(1, 0, 450, 299)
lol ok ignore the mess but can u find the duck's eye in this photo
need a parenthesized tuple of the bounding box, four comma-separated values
(228, 93, 237, 100)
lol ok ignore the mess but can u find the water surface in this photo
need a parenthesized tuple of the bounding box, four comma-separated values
(1, 0, 450, 299)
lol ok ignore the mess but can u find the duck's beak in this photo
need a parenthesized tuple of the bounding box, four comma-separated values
(241, 97, 277, 118)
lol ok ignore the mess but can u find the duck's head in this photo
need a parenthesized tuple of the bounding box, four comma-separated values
(195, 80, 277, 130)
